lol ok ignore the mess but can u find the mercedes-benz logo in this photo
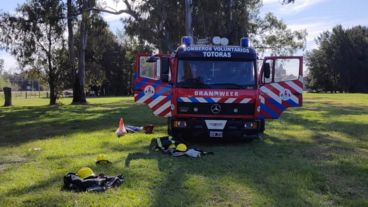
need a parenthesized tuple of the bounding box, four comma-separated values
(210, 104, 221, 114)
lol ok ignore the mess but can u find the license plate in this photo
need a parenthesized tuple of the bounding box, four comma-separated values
(209, 131, 223, 138)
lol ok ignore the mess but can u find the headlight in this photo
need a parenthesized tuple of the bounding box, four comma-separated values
(173, 121, 187, 128)
(244, 122, 257, 129)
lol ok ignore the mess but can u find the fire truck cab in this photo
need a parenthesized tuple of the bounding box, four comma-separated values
(134, 36, 303, 140)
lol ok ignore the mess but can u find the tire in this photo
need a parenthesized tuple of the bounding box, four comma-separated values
(259, 119, 265, 133)
(167, 117, 173, 136)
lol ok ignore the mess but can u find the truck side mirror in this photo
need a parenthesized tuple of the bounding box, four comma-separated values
(160, 57, 170, 82)
(263, 62, 271, 79)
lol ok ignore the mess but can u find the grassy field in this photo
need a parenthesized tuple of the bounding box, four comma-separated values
(0, 93, 367, 207)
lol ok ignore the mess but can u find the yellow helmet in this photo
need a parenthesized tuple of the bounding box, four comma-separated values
(176, 143, 187, 152)
(96, 154, 111, 164)
(76, 167, 95, 179)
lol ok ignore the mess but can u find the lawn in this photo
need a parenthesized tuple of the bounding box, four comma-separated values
(0, 93, 367, 207)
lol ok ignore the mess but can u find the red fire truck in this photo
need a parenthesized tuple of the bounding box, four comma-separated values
(134, 36, 303, 140)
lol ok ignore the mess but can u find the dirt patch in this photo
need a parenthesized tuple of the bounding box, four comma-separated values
(303, 146, 333, 160)
(306, 107, 320, 111)
(313, 135, 342, 144)
(355, 148, 368, 157)
(0, 155, 28, 164)
(326, 174, 367, 198)
(0, 155, 28, 171)
(303, 145, 354, 160)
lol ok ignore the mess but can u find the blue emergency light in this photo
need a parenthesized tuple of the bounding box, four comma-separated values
(182, 36, 192, 46)
(240, 37, 249, 47)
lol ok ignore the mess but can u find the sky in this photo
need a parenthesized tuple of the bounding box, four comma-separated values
(0, 0, 367, 73)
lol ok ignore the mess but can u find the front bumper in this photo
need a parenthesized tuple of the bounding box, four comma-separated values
(170, 117, 261, 139)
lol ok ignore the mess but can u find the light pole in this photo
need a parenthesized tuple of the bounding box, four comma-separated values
(185, 0, 193, 36)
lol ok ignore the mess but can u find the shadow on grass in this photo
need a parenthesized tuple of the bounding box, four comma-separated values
(283, 104, 368, 142)
(0, 101, 165, 146)
(118, 102, 368, 206)
(0, 97, 367, 206)
(0, 175, 65, 206)
(2, 134, 366, 207)
(120, 133, 368, 207)
(301, 102, 368, 117)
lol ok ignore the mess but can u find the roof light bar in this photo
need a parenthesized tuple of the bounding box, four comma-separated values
(240, 37, 249, 47)
(182, 36, 192, 46)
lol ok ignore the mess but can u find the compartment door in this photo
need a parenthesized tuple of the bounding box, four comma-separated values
(259, 56, 303, 119)
(133, 55, 172, 117)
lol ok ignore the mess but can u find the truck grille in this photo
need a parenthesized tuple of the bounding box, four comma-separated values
(177, 102, 254, 115)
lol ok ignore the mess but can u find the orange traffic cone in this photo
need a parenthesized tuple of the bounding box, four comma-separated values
(115, 117, 127, 137)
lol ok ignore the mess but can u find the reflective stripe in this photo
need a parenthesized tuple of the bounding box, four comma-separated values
(225, 98, 236, 103)
(177, 97, 250, 104)
(260, 86, 282, 104)
(154, 101, 171, 115)
(148, 96, 166, 108)
(156, 139, 163, 149)
(286, 80, 303, 93)
(240, 98, 251, 103)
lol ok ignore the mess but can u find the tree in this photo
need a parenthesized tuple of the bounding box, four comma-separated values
(81, 14, 131, 95)
(67, 0, 78, 99)
(251, 12, 307, 55)
(71, 0, 137, 103)
(123, 0, 306, 54)
(0, 0, 66, 105)
(306, 25, 368, 92)
(0, 58, 3, 74)
(71, 0, 94, 103)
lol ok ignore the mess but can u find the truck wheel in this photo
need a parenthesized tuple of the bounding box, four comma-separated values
(259, 119, 265, 133)
(244, 135, 258, 142)
(167, 117, 173, 136)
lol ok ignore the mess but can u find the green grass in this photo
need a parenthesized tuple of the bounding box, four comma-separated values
(0, 94, 367, 207)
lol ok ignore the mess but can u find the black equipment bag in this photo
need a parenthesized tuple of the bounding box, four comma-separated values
(63, 173, 124, 192)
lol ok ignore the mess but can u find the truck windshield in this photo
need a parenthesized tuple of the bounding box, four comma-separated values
(176, 59, 256, 89)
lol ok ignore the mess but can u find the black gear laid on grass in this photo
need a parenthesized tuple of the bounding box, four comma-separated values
(62, 173, 124, 192)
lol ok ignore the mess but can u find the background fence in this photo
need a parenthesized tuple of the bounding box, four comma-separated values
(0, 91, 50, 99)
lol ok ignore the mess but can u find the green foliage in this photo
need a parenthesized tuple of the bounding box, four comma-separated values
(0, 94, 368, 206)
(76, 14, 133, 95)
(0, 0, 67, 104)
(192, 0, 260, 44)
(123, 0, 185, 52)
(123, 0, 306, 54)
(306, 25, 368, 92)
(252, 13, 307, 55)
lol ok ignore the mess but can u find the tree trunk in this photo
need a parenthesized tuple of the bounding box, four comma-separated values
(67, 0, 78, 104)
(78, 18, 87, 103)
(73, 1, 89, 104)
(3, 87, 12, 106)
(49, 82, 57, 105)
(47, 24, 57, 106)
